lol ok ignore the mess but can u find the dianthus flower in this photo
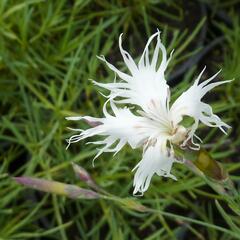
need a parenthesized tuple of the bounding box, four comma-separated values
(66, 31, 230, 195)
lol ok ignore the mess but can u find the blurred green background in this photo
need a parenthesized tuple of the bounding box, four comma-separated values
(1, 0, 240, 239)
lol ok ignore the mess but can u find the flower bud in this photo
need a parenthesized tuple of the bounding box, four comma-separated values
(193, 150, 228, 181)
(14, 177, 100, 199)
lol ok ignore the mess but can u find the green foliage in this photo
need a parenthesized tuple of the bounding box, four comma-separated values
(1, 0, 240, 239)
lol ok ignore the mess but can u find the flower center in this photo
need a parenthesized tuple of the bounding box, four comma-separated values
(170, 125, 187, 144)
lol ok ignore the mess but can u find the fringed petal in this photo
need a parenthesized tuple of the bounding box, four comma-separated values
(171, 68, 231, 147)
(66, 101, 157, 159)
(119, 33, 138, 75)
(132, 138, 177, 195)
(95, 31, 173, 124)
(97, 55, 132, 83)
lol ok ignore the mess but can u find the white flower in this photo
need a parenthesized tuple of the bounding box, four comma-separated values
(66, 31, 231, 195)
